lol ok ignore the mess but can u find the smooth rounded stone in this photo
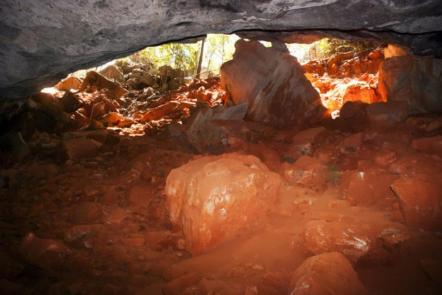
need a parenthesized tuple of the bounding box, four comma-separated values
(289, 252, 368, 295)
(165, 153, 281, 254)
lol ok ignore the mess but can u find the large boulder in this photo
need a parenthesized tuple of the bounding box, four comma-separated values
(290, 252, 368, 295)
(165, 153, 281, 254)
(377, 56, 442, 114)
(221, 40, 325, 127)
(391, 176, 442, 230)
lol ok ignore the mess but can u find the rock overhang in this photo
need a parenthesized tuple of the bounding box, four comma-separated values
(1, 0, 441, 98)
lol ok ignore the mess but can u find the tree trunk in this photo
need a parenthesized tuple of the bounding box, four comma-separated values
(196, 37, 206, 78)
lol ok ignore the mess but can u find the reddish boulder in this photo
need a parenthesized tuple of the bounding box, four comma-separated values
(221, 39, 324, 127)
(341, 169, 397, 206)
(391, 177, 442, 230)
(165, 153, 281, 254)
(290, 252, 368, 295)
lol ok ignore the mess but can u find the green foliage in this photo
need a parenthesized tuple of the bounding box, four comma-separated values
(116, 34, 240, 77)
(202, 34, 239, 74)
(316, 38, 377, 59)
(137, 42, 200, 74)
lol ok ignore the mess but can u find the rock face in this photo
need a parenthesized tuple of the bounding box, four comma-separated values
(221, 39, 324, 127)
(165, 153, 281, 254)
(290, 252, 368, 295)
(1, 0, 442, 98)
(377, 56, 442, 114)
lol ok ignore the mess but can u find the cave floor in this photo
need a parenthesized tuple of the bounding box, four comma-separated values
(1, 115, 442, 295)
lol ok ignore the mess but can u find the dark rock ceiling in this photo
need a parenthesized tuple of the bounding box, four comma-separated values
(1, 0, 442, 98)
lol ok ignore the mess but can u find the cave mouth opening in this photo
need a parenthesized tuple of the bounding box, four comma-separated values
(37, 33, 391, 139)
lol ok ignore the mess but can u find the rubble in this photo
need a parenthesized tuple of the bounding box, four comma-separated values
(165, 153, 281, 253)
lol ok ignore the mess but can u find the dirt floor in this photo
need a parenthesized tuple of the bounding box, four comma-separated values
(1, 109, 442, 294)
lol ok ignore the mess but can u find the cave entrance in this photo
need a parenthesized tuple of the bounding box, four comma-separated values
(38, 33, 391, 137)
(2, 29, 442, 295)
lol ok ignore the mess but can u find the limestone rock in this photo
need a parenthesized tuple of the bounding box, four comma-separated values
(165, 153, 281, 254)
(221, 39, 324, 127)
(290, 252, 368, 295)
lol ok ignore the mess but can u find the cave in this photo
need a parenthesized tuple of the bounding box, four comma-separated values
(1, 1, 442, 294)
